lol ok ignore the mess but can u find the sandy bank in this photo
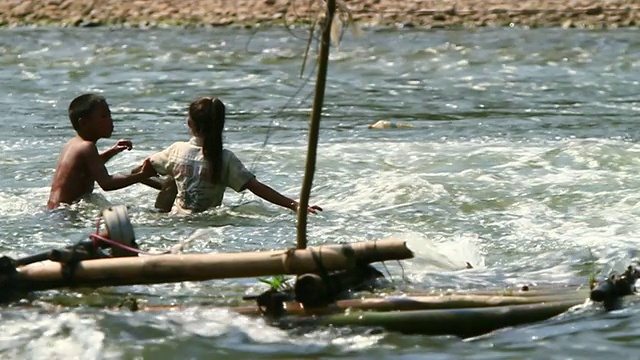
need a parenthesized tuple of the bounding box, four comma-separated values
(0, 0, 638, 28)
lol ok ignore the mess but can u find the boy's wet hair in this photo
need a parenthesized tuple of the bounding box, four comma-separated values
(68, 94, 107, 131)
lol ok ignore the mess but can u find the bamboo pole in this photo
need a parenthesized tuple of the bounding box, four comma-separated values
(227, 297, 585, 337)
(404, 285, 590, 298)
(330, 292, 589, 312)
(229, 292, 589, 317)
(5, 296, 589, 338)
(4, 238, 412, 293)
(128, 289, 590, 318)
(314, 300, 583, 338)
(297, 0, 336, 249)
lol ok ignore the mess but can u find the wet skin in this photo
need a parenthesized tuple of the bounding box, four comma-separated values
(47, 102, 156, 209)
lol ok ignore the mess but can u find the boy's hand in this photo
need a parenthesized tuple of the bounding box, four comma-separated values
(100, 139, 134, 164)
(111, 139, 133, 153)
(140, 158, 157, 177)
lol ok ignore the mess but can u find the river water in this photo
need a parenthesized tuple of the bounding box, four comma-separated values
(1, 25, 640, 359)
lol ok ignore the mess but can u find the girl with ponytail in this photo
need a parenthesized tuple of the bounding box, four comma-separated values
(144, 96, 322, 215)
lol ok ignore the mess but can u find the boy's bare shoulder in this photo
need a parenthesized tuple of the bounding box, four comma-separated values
(56, 138, 99, 167)
(65, 137, 97, 154)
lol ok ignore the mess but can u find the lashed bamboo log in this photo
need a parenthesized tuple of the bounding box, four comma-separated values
(329, 292, 589, 312)
(135, 289, 590, 317)
(314, 300, 583, 338)
(3, 238, 412, 292)
(404, 285, 590, 298)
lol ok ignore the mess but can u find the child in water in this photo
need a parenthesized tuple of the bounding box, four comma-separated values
(47, 94, 157, 209)
(142, 96, 322, 214)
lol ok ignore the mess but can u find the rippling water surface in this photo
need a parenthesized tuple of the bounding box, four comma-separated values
(1, 25, 640, 359)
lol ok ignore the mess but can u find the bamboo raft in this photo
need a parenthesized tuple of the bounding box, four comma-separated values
(1, 205, 636, 338)
(108, 278, 637, 338)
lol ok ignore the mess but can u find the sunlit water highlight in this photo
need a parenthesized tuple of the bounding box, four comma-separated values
(0, 26, 639, 358)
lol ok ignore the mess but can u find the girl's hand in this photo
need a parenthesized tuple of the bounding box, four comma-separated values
(307, 205, 323, 214)
(291, 202, 323, 214)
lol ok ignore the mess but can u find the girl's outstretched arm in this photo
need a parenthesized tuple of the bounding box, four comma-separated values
(245, 178, 322, 214)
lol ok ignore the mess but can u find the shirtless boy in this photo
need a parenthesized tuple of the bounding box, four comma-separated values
(47, 94, 157, 209)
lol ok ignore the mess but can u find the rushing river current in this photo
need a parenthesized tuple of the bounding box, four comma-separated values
(1, 25, 640, 359)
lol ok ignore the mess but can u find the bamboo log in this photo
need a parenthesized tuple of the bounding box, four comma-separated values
(229, 292, 589, 317)
(313, 300, 583, 338)
(135, 291, 589, 318)
(4, 238, 413, 292)
(3, 296, 587, 337)
(331, 292, 588, 312)
(405, 286, 590, 298)
(95, 295, 587, 338)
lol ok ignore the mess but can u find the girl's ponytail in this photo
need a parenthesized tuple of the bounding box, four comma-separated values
(190, 97, 225, 184)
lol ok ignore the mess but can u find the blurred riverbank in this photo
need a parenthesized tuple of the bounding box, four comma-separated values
(0, 0, 638, 28)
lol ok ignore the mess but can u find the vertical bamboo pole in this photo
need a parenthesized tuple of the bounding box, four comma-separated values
(297, 0, 335, 249)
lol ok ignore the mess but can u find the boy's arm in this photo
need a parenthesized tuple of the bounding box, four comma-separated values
(245, 178, 322, 214)
(130, 164, 163, 190)
(130, 144, 175, 191)
(83, 143, 156, 191)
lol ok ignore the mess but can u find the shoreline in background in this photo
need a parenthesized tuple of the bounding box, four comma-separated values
(0, 0, 638, 29)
